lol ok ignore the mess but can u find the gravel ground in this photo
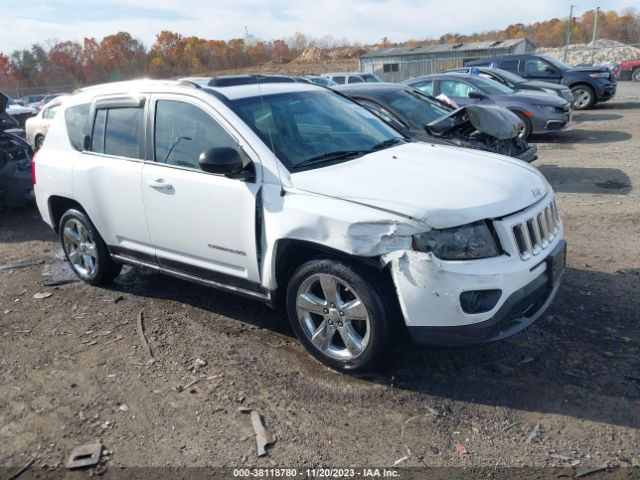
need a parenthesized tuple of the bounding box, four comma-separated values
(1, 82, 639, 477)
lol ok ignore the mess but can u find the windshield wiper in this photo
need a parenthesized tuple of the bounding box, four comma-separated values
(294, 150, 368, 169)
(367, 137, 405, 152)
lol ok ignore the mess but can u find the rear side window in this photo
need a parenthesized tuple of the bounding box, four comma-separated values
(64, 104, 90, 151)
(90, 107, 143, 159)
(411, 80, 433, 95)
(500, 59, 519, 72)
(333, 76, 345, 85)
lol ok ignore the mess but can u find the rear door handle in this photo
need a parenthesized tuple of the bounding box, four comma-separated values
(147, 179, 173, 190)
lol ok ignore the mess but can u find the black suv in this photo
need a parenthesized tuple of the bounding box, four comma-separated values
(466, 53, 617, 110)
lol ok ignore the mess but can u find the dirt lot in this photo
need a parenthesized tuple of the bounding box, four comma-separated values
(1, 82, 639, 476)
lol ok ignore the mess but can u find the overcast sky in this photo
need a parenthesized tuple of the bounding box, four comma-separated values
(0, 0, 635, 53)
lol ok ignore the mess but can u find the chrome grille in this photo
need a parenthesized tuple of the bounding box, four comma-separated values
(512, 199, 560, 260)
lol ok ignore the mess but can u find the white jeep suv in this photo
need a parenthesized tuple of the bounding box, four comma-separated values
(33, 79, 566, 371)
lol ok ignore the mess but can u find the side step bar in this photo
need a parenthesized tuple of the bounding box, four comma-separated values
(111, 254, 271, 303)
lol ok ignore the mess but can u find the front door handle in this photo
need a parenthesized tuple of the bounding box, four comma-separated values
(147, 179, 173, 190)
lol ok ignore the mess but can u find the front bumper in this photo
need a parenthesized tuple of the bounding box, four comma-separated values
(515, 145, 538, 163)
(407, 249, 562, 346)
(597, 83, 617, 102)
(386, 195, 565, 345)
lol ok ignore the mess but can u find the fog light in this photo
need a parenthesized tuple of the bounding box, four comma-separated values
(460, 289, 502, 314)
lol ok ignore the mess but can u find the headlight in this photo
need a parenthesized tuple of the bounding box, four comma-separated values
(450, 138, 473, 148)
(589, 72, 609, 78)
(537, 104, 557, 113)
(412, 221, 500, 260)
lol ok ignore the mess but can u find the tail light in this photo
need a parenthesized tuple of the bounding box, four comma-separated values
(31, 151, 37, 185)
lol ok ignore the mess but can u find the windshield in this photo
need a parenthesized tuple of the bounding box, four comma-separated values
(382, 88, 452, 127)
(466, 75, 515, 94)
(231, 90, 403, 171)
(541, 55, 573, 70)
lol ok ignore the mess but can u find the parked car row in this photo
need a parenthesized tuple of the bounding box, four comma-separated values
(27, 77, 566, 372)
(466, 52, 617, 110)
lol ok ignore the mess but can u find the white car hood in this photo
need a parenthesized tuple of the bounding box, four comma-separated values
(290, 142, 549, 229)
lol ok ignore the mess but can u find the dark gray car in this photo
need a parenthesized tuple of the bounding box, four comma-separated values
(335, 83, 537, 162)
(1, 93, 33, 209)
(403, 73, 571, 139)
(447, 67, 574, 103)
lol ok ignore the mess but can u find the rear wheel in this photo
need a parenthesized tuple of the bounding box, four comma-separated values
(286, 259, 392, 372)
(59, 209, 122, 285)
(571, 84, 595, 110)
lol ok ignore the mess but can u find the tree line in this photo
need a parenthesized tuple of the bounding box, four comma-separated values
(1, 8, 639, 95)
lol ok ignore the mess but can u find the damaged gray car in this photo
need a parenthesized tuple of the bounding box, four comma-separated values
(335, 83, 537, 162)
(1, 93, 34, 209)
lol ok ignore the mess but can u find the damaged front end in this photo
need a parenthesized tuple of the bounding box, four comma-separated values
(1, 93, 34, 209)
(426, 104, 537, 163)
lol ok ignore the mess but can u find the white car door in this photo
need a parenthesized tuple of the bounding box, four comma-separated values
(141, 94, 262, 292)
(72, 97, 154, 261)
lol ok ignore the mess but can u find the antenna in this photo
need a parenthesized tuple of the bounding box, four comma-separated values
(255, 78, 286, 197)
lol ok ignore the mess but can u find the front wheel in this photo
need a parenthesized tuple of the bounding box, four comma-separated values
(514, 111, 532, 139)
(34, 135, 44, 151)
(571, 85, 595, 110)
(633, 69, 640, 82)
(59, 209, 122, 285)
(286, 259, 393, 372)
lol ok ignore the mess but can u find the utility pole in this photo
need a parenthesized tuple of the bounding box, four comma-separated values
(564, 5, 578, 62)
(590, 7, 600, 65)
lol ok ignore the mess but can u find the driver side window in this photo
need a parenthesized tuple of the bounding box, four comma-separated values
(154, 100, 236, 170)
(524, 59, 553, 76)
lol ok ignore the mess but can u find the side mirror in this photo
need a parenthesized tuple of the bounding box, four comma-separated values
(468, 90, 485, 99)
(198, 146, 254, 181)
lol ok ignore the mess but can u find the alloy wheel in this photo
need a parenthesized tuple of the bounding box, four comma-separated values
(573, 87, 592, 109)
(296, 273, 371, 361)
(62, 218, 98, 278)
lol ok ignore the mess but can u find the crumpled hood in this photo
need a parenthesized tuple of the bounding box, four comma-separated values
(0, 93, 19, 131)
(427, 104, 522, 140)
(290, 142, 549, 229)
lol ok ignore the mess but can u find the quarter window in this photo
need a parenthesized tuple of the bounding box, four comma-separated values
(64, 103, 90, 151)
(154, 100, 236, 170)
(43, 106, 59, 120)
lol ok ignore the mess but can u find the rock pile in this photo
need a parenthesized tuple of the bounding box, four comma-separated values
(538, 39, 640, 65)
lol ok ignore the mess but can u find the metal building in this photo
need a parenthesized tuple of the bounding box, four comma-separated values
(359, 38, 536, 82)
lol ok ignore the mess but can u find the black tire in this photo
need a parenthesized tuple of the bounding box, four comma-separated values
(59, 209, 122, 285)
(571, 84, 595, 110)
(513, 111, 532, 140)
(34, 135, 44, 151)
(286, 259, 393, 372)
(633, 69, 640, 83)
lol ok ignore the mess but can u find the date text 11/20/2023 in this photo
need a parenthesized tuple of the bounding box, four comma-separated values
(232, 468, 400, 477)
